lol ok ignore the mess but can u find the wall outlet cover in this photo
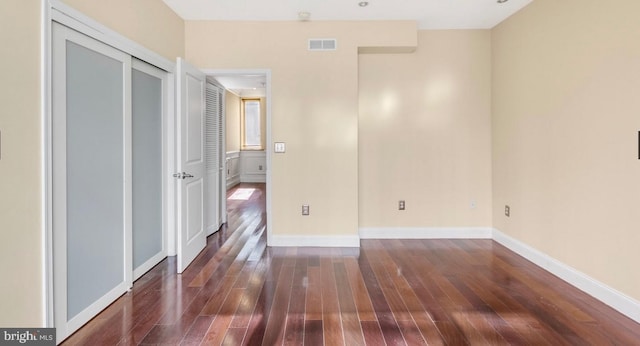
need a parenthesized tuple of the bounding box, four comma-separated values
(274, 142, 286, 153)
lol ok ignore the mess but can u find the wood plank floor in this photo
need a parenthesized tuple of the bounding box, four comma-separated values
(63, 183, 640, 345)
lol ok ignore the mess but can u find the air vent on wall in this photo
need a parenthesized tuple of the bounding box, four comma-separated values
(308, 39, 337, 51)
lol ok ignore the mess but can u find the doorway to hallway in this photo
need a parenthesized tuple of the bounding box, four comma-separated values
(205, 70, 272, 247)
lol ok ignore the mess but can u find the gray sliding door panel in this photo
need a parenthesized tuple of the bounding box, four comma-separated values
(65, 41, 125, 319)
(132, 67, 163, 269)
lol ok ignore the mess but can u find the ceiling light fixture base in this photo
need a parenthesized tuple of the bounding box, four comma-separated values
(298, 11, 311, 21)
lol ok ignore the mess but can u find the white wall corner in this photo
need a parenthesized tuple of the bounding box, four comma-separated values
(492, 228, 640, 324)
(269, 235, 360, 248)
(359, 227, 493, 239)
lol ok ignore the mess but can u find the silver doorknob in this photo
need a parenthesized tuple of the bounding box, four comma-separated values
(173, 172, 194, 179)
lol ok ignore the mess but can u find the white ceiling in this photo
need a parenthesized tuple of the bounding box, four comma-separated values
(163, 0, 533, 30)
(214, 75, 267, 98)
(183, 0, 534, 96)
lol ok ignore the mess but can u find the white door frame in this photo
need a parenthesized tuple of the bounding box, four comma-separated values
(43, 0, 177, 333)
(202, 69, 273, 246)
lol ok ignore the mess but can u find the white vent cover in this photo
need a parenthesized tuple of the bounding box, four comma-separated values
(308, 39, 337, 51)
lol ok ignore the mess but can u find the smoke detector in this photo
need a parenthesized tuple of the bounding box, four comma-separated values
(298, 11, 311, 21)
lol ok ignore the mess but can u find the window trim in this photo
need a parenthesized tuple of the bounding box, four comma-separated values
(240, 98, 263, 151)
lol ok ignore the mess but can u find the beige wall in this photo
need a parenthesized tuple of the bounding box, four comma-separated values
(0, 0, 44, 327)
(492, 0, 640, 301)
(60, 0, 185, 60)
(186, 21, 416, 237)
(225, 91, 241, 152)
(8, 0, 636, 328)
(359, 30, 492, 228)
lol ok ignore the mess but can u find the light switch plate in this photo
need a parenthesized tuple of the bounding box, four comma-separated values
(274, 142, 286, 153)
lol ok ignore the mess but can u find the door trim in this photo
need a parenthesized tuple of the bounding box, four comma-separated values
(48, 0, 175, 72)
(41, 0, 53, 328)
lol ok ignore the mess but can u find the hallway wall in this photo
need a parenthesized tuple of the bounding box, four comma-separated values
(359, 30, 492, 229)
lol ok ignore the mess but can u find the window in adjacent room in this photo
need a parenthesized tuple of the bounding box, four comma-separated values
(241, 99, 262, 150)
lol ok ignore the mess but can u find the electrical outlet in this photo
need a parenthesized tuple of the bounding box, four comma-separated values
(399, 200, 405, 211)
(259, 165, 263, 171)
(470, 200, 477, 209)
(302, 204, 310, 215)
(505, 205, 510, 217)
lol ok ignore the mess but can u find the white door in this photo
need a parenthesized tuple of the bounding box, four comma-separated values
(218, 87, 228, 226)
(176, 58, 207, 273)
(205, 81, 221, 235)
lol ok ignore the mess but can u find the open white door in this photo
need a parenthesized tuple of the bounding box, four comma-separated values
(176, 58, 207, 273)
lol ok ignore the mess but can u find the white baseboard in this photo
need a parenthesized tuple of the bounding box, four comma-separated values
(359, 227, 493, 239)
(226, 175, 240, 189)
(270, 235, 360, 248)
(240, 174, 266, 183)
(492, 228, 640, 324)
(356, 226, 640, 323)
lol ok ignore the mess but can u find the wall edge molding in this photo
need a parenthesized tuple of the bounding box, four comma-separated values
(492, 228, 640, 324)
(270, 235, 360, 248)
(359, 227, 493, 239)
(240, 174, 266, 183)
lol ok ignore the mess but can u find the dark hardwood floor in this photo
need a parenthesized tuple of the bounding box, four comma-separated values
(63, 183, 640, 345)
